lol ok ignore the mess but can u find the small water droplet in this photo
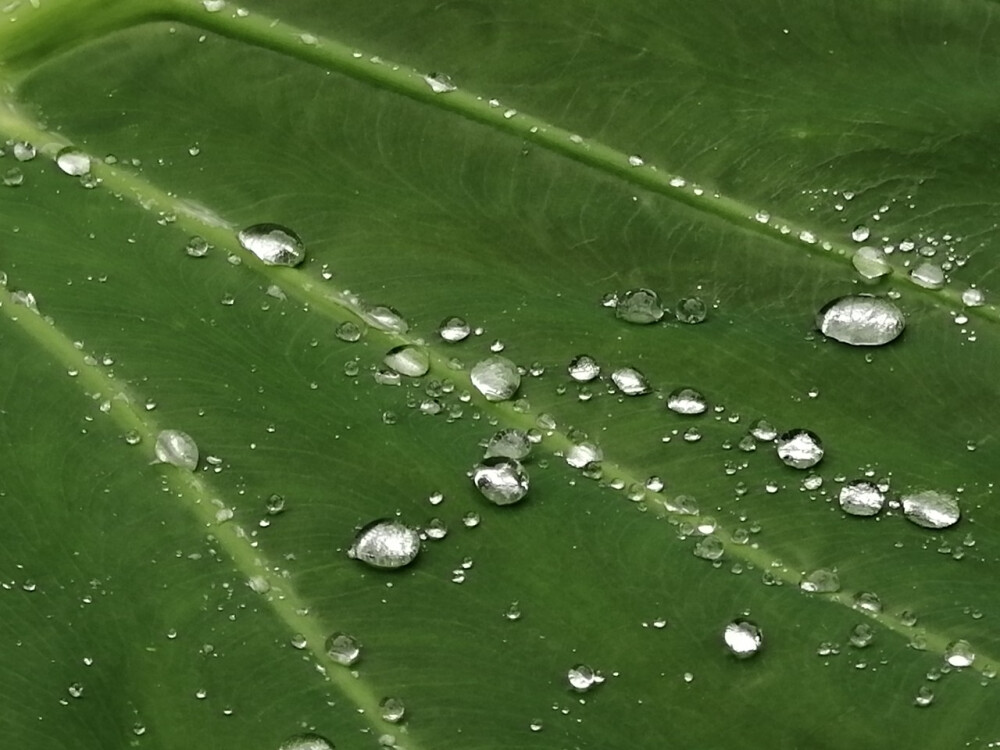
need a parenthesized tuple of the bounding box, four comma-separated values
(379, 696, 406, 724)
(944, 639, 975, 668)
(439, 316, 470, 342)
(693, 535, 724, 560)
(335, 321, 363, 342)
(2, 167, 23, 187)
(568, 354, 600, 382)
(800, 568, 840, 593)
(462, 511, 481, 528)
(470, 356, 520, 401)
(348, 520, 421, 569)
(775, 429, 824, 469)
(360, 304, 408, 333)
(901, 490, 960, 529)
(237, 223, 305, 267)
(611, 367, 650, 396)
(565, 442, 602, 469)
(723, 619, 762, 658)
(202, 0, 226, 11)
(851, 225, 870, 242)
(817, 295, 905, 346)
(749, 419, 778, 442)
(849, 623, 875, 648)
(185, 235, 211, 258)
(567, 664, 604, 692)
(484, 428, 531, 460)
(667, 387, 707, 415)
(423, 72, 456, 93)
(962, 287, 985, 307)
(852, 591, 882, 614)
(123, 429, 142, 446)
(504, 601, 522, 620)
(910, 262, 945, 290)
(839, 480, 885, 517)
(290, 633, 308, 650)
(529, 719, 543, 732)
(852, 246, 891, 279)
(12, 141, 35, 161)
(472, 457, 529, 505)
(675, 297, 708, 324)
(383, 345, 430, 377)
(154, 430, 198, 470)
(278, 734, 335, 750)
(615, 288, 663, 324)
(56, 147, 91, 176)
(913, 686, 935, 707)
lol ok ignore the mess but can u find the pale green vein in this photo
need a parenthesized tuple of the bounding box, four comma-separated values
(0, 99, 993, 682)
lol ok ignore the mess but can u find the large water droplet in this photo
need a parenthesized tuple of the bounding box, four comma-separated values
(237, 223, 306, 267)
(910, 262, 945, 290)
(817, 295, 904, 346)
(380, 697, 406, 723)
(472, 457, 529, 505)
(568, 354, 600, 382)
(944, 639, 975, 668)
(838, 480, 885, 517)
(484, 429, 532, 460)
(154, 429, 198, 470)
(667, 387, 707, 415)
(278, 734, 335, 750)
(611, 367, 650, 396)
(800, 568, 840, 593)
(55, 147, 91, 176)
(325, 632, 361, 666)
(383, 345, 430, 377)
(901, 490, 960, 529)
(723, 619, 762, 658)
(438, 316, 470, 342)
(852, 246, 891, 279)
(348, 520, 421, 569)
(470, 356, 520, 401)
(567, 664, 604, 692)
(565, 442, 602, 468)
(775, 429, 824, 469)
(615, 288, 663, 324)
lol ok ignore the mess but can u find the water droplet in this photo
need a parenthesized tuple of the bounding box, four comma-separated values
(504, 601, 522, 620)
(611, 367, 650, 396)
(473, 457, 529, 505)
(817, 295, 905, 346)
(484, 429, 531, 460)
(849, 623, 875, 648)
(438, 316, 470, 342)
(675, 297, 708, 324)
(185, 235, 211, 258)
(2, 167, 23, 187)
(838, 480, 885, 517)
(324, 632, 361, 666)
(360, 304, 408, 333)
(278, 734, 335, 750)
(901, 490, 960, 529)
(462, 511, 480, 528)
(693, 535, 724, 560)
(944, 639, 975, 668)
(565, 442, 602, 468)
(529, 719, 543, 732)
(237, 223, 306, 267)
(56, 147, 91, 176)
(615, 288, 663, 324)
(852, 246, 891, 279)
(123, 429, 142, 446)
(851, 225, 870, 242)
(568, 354, 600, 382)
(380, 697, 406, 723)
(383, 345, 430, 377)
(335, 321, 363, 342)
(775, 429, 824, 469)
(202, 0, 226, 11)
(290, 633, 308, 650)
(913, 686, 935, 707)
(723, 619, 762, 658)
(749, 419, 777, 442)
(567, 664, 603, 692)
(12, 141, 35, 161)
(470, 356, 520, 401)
(852, 591, 882, 614)
(962, 287, 985, 307)
(154, 429, 198, 470)
(423, 72, 456, 93)
(667, 387, 707, 415)
(910, 262, 945, 290)
(800, 568, 840, 593)
(348, 520, 421, 569)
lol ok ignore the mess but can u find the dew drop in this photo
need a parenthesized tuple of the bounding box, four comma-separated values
(325, 632, 361, 666)
(723, 619, 762, 658)
(667, 387, 707, 415)
(611, 367, 650, 396)
(901, 490, 960, 529)
(851, 225, 870, 242)
(852, 591, 882, 614)
(800, 568, 840, 593)
(913, 686, 934, 707)
(775, 429, 824, 469)
(380, 697, 406, 723)
(910, 262, 945, 290)
(962, 287, 985, 307)
(237, 223, 306, 267)
(693, 535, 724, 560)
(852, 246, 891, 279)
(568, 354, 600, 382)
(817, 295, 904, 346)
(470, 356, 520, 401)
(154, 430, 198, 470)
(12, 141, 35, 161)
(567, 664, 603, 692)
(278, 734, 335, 750)
(438, 316, 470, 342)
(849, 623, 875, 648)
(348, 520, 421, 569)
(615, 288, 664, 324)
(749, 419, 778, 442)
(335, 321, 363, 342)
(675, 297, 708, 324)
(944, 639, 975, 668)
(473, 457, 529, 505)
(56, 147, 91, 176)
(185, 235, 211, 258)
(423, 72, 456, 93)
(383, 345, 430, 377)
(484, 429, 532, 460)
(838, 480, 885, 517)
(2, 167, 23, 187)
(359, 304, 408, 333)
(565, 442, 602, 469)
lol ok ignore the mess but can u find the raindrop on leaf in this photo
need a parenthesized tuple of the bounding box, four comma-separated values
(348, 520, 421, 569)
(237, 223, 306, 267)
(154, 430, 198, 470)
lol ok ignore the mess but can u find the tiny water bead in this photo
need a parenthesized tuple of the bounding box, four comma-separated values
(775, 429, 824, 469)
(237, 223, 306, 267)
(567, 664, 604, 692)
(723, 619, 762, 658)
(380, 697, 406, 723)
(944, 639, 975, 668)
(154, 430, 199, 470)
(55, 146, 91, 176)
(611, 367, 650, 396)
(817, 295, 905, 347)
(325, 632, 361, 666)
(901, 490, 960, 529)
(852, 246, 891, 279)
(383, 345, 430, 377)
(667, 387, 707, 415)
(839, 481, 885, 517)
(438, 316, 471, 342)
(348, 520, 421, 569)
(473, 458, 529, 505)
(675, 296, 708, 324)
(484, 429, 532, 460)
(470, 356, 520, 401)
(278, 734, 335, 750)
(615, 288, 664, 324)
(568, 354, 600, 382)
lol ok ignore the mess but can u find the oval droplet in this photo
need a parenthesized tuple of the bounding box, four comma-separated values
(359, 304, 408, 333)
(611, 367, 650, 396)
(944, 639, 975, 668)
(237, 223, 306, 267)
(470, 356, 520, 401)
(775, 429, 824, 469)
(667, 387, 707, 415)
(910, 262, 945, 290)
(379, 696, 406, 723)
(675, 297, 708, 324)
(325, 632, 361, 666)
(615, 288, 663, 324)
(472, 457, 529, 505)
(423, 72, 456, 93)
(484, 429, 532, 460)
(565, 442, 602, 469)
(568, 354, 600, 382)
(799, 568, 840, 593)
(348, 520, 421, 569)
(154, 429, 198, 470)
(838, 480, 885, 517)
(438, 316, 470, 342)
(901, 490, 960, 529)
(55, 146, 91, 176)
(852, 246, 891, 280)
(817, 295, 904, 346)
(335, 321, 363, 342)
(567, 664, 603, 692)
(849, 623, 875, 648)
(278, 734, 335, 750)
(383, 345, 430, 377)
(723, 619, 762, 658)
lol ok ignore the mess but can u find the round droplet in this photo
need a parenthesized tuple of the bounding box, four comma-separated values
(817, 295, 904, 346)
(237, 223, 306, 267)
(749, 419, 777, 442)
(675, 297, 707, 324)
(472, 457, 529, 505)
(565, 442, 602, 468)
(901, 490, 960, 529)
(852, 591, 882, 614)
(12, 141, 35, 161)
(852, 246, 891, 279)
(568, 354, 600, 382)
(800, 568, 840, 593)
(56, 147, 91, 176)
(839, 481, 885, 517)
(380, 697, 406, 723)
(775, 429, 824, 469)
(667, 387, 707, 415)
(849, 623, 875, 648)
(961, 287, 985, 307)
(154, 429, 198, 470)
(567, 664, 603, 692)
(913, 686, 935, 707)
(611, 367, 650, 396)
(279, 734, 335, 750)
(265, 493, 286, 515)
(360, 304, 408, 333)
(615, 288, 663, 324)
(438, 316, 470, 342)
(944, 639, 975, 668)
(470, 356, 520, 401)
(383, 345, 430, 377)
(335, 321, 363, 342)
(484, 429, 531, 460)
(185, 235, 211, 258)
(348, 520, 421, 569)
(693, 535, 724, 560)
(851, 225, 871, 242)
(325, 632, 361, 666)
(910, 262, 945, 290)
(723, 619, 762, 658)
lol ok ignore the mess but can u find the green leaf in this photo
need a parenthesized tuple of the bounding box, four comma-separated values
(2, 0, 998, 747)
